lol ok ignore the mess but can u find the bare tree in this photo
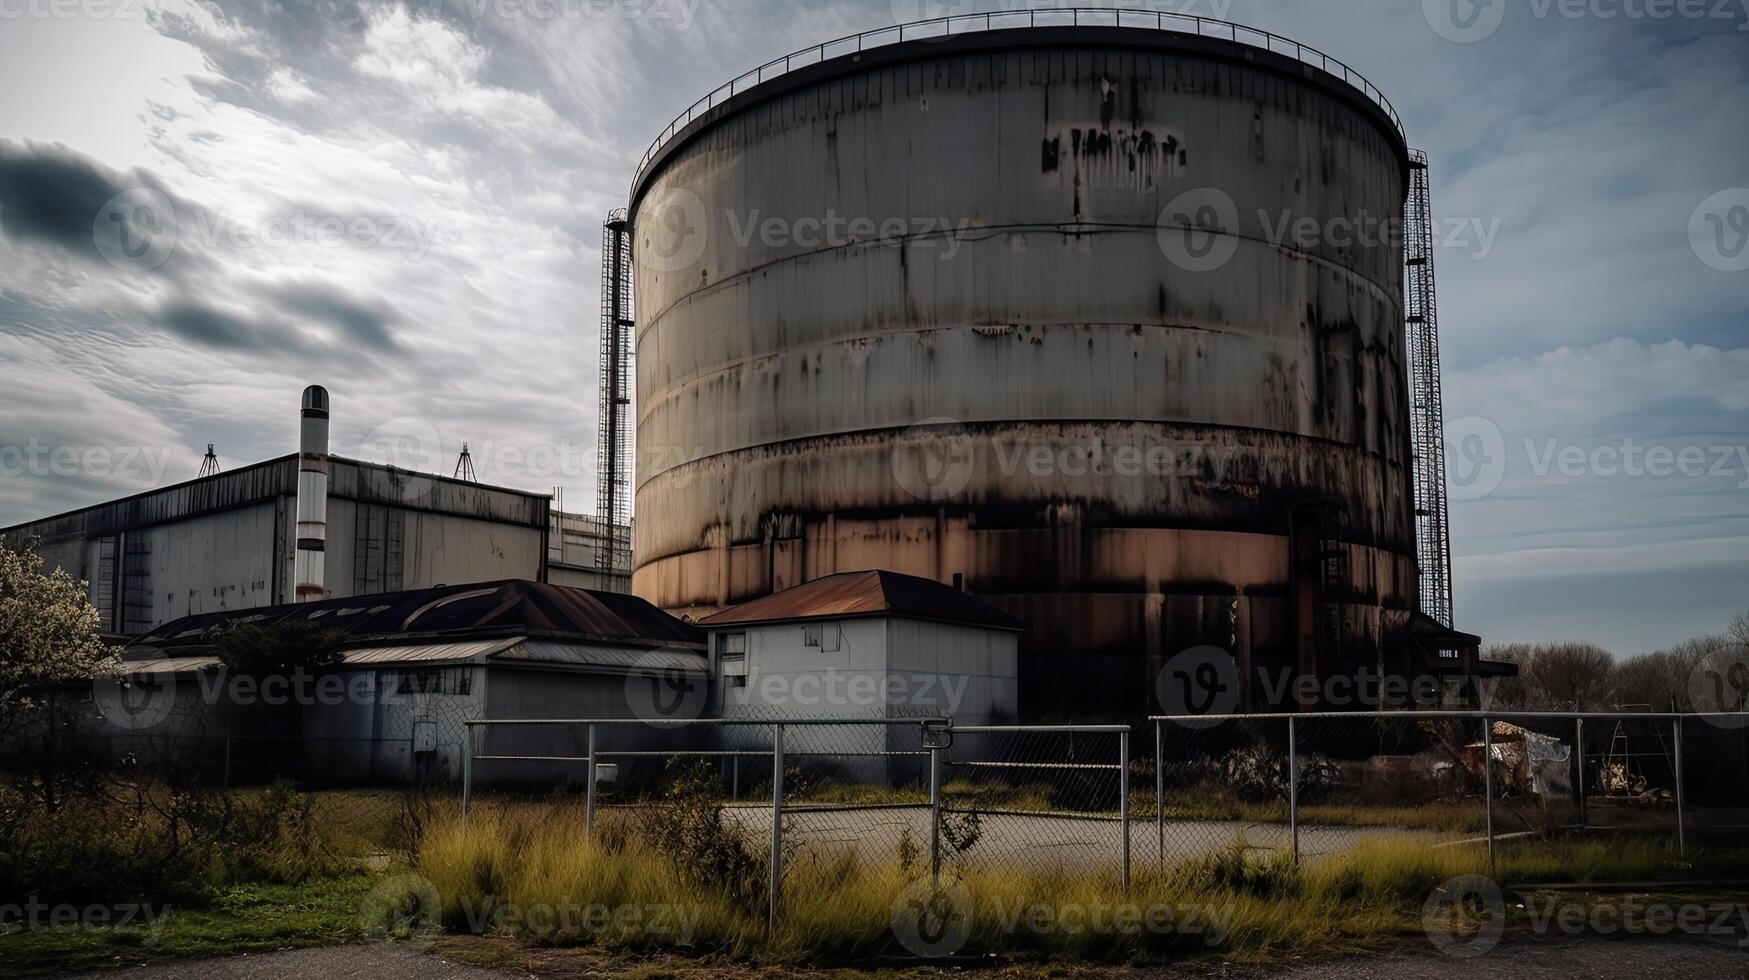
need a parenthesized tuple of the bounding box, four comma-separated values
(1611, 640, 1713, 712)
(1480, 642, 1616, 710)
(1692, 614, 1749, 714)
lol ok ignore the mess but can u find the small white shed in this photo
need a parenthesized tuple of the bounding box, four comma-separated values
(697, 570, 1022, 783)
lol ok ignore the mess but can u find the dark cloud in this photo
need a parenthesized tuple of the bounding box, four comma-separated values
(0, 140, 210, 282)
(157, 301, 274, 351)
(273, 282, 399, 351)
(0, 141, 132, 260)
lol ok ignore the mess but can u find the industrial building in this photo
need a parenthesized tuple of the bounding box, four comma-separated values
(86, 579, 706, 785)
(2, 385, 632, 638)
(620, 17, 1496, 715)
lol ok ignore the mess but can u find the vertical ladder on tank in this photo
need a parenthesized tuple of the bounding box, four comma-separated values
(1404, 149, 1454, 627)
(1317, 504, 1349, 665)
(597, 209, 635, 591)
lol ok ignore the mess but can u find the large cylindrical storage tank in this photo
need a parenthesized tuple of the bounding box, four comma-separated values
(630, 22, 1416, 716)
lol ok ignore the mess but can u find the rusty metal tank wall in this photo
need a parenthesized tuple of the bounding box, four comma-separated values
(630, 27, 1415, 715)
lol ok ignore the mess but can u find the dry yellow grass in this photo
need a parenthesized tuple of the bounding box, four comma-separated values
(412, 803, 1748, 964)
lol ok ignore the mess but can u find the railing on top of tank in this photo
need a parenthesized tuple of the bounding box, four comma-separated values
(631, 8, 1407, 193)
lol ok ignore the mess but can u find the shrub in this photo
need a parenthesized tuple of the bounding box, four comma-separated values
(642, 761, 767, 910)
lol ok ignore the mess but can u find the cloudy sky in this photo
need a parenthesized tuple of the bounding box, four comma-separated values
(0, 0, 1744, 654)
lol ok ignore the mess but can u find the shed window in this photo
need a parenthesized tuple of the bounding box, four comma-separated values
(392, 666, 472, 696)
(718, 632, 747, 677)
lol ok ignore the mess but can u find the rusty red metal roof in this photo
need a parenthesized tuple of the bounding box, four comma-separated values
(128, 579, 703, 657)
(699, 569, 1025, 631)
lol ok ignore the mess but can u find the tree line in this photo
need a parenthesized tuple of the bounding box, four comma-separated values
(1481, 611, 1749, 712)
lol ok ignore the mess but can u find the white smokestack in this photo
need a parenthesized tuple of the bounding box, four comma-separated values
(294, 384, 330, 602)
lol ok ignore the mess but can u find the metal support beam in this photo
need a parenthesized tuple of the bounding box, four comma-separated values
(461, 727, 472, 819)
(929, 743, 943, 886)
(1575, 717, 1587, 829)
(1154, 720, 1165, 868)
(1674, 717, 1686, 855)
(1483, 717, 1495, 866)
(770, 723, 785, 924)
(1288, 716, 1299, 865)
(585, 722, 597, 835)
(1120, 727, 1131, 892)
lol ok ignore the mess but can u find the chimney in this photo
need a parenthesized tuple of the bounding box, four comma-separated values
(294, 385, 330, 602)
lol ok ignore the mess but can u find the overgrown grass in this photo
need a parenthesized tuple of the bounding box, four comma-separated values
(0, 779, 374, 909)
(413, 801, 1749, 965)
(0, 778, 421, 977)
(0, 875, 379, 979)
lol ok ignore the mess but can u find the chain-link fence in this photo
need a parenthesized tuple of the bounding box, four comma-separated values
(463, 717, 1137, 920)
(938, 725, 1130, 885)
(1150, 710, 1749, 867)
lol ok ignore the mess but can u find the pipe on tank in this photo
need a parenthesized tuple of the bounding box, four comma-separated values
(294, 384, 330, 602)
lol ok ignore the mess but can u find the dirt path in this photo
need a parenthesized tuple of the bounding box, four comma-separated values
(62, 932, 1749, 979)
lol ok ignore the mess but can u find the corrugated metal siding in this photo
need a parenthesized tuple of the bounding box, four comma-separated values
(328, 457, 547, 528)
(3, 457, 296, 543)
(505, 639, 707, 673)
(340, 638, 521, 664)
(118, 637, 703, 674)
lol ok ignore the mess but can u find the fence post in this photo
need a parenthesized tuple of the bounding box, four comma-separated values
(732, 753, 740, 802)
(1673, 717, 1686, 855)
(1483, 716, 1495, 867)
(584, 723, 597, 836)
(1575, 717, 1587, 830)
(770, 723, 785, 925)
(222, 734, 233, 790)
(1120, 727, 1131, 893)
(1287, 716, 1299, 866)
(929, 740, 943, 886)
(461, 724, 472, 820)
(1154, 719, 1165, 868)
